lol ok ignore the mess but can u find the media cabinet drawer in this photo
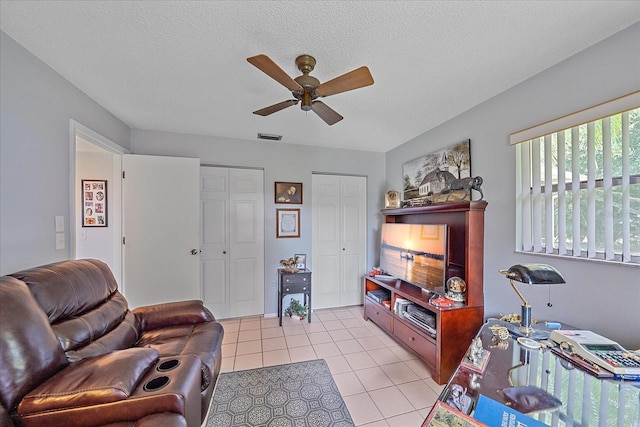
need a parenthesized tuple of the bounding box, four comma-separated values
(393, 320, 436, 365)
(364, 298, 392, 331)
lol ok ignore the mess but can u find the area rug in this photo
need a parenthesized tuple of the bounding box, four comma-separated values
(206, 359, 355, 427)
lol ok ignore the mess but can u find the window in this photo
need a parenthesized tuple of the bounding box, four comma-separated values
(512, 92, 640, 264)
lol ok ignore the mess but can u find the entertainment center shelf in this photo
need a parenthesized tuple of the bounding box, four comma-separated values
(363, 201, 487, 384)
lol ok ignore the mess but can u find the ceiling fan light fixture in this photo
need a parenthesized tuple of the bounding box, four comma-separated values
(301, 91, 312, 111)
(257, 133, 282, 141)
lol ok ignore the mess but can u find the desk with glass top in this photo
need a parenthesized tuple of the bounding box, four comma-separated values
(424, 319, 640, 426)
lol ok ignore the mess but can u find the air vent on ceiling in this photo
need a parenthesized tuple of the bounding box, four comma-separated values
(257, 133, 282, 141)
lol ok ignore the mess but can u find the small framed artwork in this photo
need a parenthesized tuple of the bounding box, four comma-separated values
(275, 182, 303, 204)
(276, 208, 300, 238)
(295, 254, 307, 269)
(385, 190, 400, 208)
(82, 179, 107, 227)
(421, 401, 484, 427)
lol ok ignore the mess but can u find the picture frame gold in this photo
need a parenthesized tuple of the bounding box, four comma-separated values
(276, 208, 300, 238)
(275, 182, 302, 204)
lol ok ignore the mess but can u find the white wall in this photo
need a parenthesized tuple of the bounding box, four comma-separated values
(130, 129, 386, 316)
(386, 23, 640, 349)
(0, 31, 130, 274)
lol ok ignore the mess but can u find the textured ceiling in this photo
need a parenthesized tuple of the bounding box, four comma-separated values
(1, 1, 639, 152)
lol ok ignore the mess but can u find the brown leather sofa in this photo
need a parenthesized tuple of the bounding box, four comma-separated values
(0, 259, 224, 427)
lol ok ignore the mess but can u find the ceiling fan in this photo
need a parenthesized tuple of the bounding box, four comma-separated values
(247, 54, 374, 125)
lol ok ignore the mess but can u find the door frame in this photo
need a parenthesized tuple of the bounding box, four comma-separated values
(70, 120, 128, 285)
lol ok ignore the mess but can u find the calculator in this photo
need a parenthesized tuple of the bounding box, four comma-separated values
(551, 330, 640, 376)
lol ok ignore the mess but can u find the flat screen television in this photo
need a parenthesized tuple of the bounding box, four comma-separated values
(379, 223, 448, 295)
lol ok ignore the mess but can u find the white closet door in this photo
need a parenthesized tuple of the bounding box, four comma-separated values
(123, 154, 200, 308)
(201, 166, 264, 319)
(312, 174, 366, 309)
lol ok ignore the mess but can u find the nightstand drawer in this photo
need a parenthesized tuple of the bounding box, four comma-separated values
(282, 273, 311, 286)
(282, 283, 310, 294)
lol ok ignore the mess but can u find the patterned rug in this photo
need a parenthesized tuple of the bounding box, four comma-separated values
(206, 359, 355, 427)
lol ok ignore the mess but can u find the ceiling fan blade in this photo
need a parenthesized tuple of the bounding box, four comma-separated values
(311, 101, 343, 125)
(247, 54, 303, 93)
(253, 99, 299, 116)
(315, 66, 374, 97)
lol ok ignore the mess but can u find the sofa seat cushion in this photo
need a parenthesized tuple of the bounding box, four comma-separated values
(97, 413, 186, 427)
(18, 348, 158, 416)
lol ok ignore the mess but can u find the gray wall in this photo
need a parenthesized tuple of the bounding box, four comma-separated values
(386, 23, 640, 348)
(0, 31, 130, 274)
(130, 129, 386, 316)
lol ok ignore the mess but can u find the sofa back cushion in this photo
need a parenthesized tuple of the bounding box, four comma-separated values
(0, 276, 67, 411)
(9, 259, 138, 360)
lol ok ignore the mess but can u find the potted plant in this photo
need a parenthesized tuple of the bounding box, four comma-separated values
(284, 298, 308, 320)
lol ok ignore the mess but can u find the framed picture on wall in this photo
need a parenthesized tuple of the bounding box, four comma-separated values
(275, 182, 303, 204)
(276, 208, 300, 238)
(82, 179, 108, 227)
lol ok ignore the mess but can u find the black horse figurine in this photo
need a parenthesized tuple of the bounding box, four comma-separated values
(436, 170, 484, 201)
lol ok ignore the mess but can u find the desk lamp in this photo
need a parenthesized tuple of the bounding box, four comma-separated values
(499, 264, 565, 339)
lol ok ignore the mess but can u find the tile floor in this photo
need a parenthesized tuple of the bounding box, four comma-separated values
(218, 305, 444, 427)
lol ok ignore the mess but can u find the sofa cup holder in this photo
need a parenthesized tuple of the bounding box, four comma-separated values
(143, 376, 170, 392)
(157, 359, 181, 372)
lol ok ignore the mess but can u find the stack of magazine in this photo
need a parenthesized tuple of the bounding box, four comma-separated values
(394, 298, 436, 338)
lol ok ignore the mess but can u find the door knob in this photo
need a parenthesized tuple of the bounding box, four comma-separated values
(191, 249, 200, 255)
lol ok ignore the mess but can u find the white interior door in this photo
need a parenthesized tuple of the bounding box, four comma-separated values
(312, 174, 366, 308)
(201, 166, 264, 319)
(123, 154, 200, 308)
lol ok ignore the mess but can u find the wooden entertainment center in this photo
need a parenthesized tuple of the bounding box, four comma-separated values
(363, 201, 487, 384)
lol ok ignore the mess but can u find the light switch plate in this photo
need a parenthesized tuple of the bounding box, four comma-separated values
(56, 233, 65, 250)
(55, 216, 64, 232)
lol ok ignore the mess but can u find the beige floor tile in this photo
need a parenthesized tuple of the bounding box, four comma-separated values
(262, 337, 287, 352)
(354, 366, 394, 391)
(238, 329, 261, 342)
(368, 348, 402, 366)
(220, 357, 234, 373)
(308, 331, 333, 344)
(315, 311, 339, 322)
(328, 329, 354, 342)
(288, 345, 317, 362)
(385, 410, 425, 427)
(322, 320, 345, 330)
(343, 392, 385, 426)
(404, 359, 432, 379)
(337, 339, 365, 355)
(302, 321, 326, 333)
(333, 371, 366, 396)
(357, 336, 387, 351)
(261, 317, 280, 329)
(349, 327, 374, 338)
(423, 377, 446, 395)
(332, 309, 357, 320)
(285, 333, 311, 348)
(283, 324, 306, 336)
(222, 331, 238, 344)
(359, 420, 390, 427)
(388, 345, 417, 361)
(221, 343, 236, 357)
(261, 327, 284, 339)
(369, 385, 415, 418)
(341, 318, 367, 329)
(263, 349, 291, 367)
(344, 351, 377, 371)
(397, 380, 441, 410)
(313, 342, 341, 358)
(236, 339, 262, 355)
(324, 355, 353, 375)
(233, 353, 263, 370)
(239, 319, 261, 331)
(379, 362, 421, 385)
(220, 321, 240, 332)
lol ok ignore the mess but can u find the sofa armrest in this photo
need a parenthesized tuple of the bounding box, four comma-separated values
(133, 300, 215, 331)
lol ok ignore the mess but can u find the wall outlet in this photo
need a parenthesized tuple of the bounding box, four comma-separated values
(55, 215, 64, 232)
(55, 233, 65, 250)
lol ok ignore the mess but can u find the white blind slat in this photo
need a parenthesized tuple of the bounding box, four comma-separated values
(557, 131, 567, 255)
(531, 138, 542, 252)
(602, 117, 614, 260)
(587, 122, 596, 258)
(622, 112, 631, 262)
(571, 127, 581, 256)
(544, 135, 554, 254)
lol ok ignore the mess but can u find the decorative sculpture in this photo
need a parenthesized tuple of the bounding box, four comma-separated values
(436, 170, 484, 201)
